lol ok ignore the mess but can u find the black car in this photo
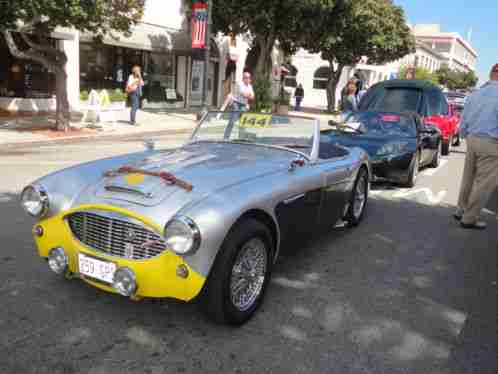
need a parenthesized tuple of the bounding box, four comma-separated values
(322, 111, 442, 187)
(359, 80, 459, 156)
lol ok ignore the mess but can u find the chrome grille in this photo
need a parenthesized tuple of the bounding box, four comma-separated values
(68, 211, 167, 260)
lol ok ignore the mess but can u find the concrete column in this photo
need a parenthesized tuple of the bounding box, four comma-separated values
(60, 30, 80, 110)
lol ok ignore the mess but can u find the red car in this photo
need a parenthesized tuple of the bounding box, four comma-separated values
(359, 80, 460, 155)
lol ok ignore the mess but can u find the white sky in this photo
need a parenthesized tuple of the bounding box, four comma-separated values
(143, 0, 183, 29)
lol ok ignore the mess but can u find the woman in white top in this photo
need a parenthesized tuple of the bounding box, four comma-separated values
(126, 65, 144, 125)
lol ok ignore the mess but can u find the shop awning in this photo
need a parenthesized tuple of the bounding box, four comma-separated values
(81, 23, 192, 53)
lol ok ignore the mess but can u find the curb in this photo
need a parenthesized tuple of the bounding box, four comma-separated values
(1, 127, 195, 149)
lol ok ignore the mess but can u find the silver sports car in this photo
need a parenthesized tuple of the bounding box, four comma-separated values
(20, 112, 370, 325)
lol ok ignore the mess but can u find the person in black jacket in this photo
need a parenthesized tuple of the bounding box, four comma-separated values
(294, 84, 304, 111)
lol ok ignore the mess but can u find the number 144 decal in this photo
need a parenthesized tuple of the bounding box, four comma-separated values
(239, 114, 272, 128)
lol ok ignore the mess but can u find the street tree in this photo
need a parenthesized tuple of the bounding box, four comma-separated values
(300, 0, 415, 112)
(435, 66, 478, 90)
(1, 0, 145, 131)
(184, 0, 316, 79)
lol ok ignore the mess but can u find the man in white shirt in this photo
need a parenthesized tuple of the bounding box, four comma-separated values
(231, 72, 255, 111)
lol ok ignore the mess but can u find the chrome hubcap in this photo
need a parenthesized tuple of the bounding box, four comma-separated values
(230, 238, 268, 312)
(353, 176, 367, 219)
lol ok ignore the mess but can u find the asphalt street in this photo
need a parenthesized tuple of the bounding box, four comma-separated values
(0, 135, 496, 374)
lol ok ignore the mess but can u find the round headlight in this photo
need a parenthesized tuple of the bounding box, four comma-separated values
(164, 217, 201, 255)
(21, 185, 49, 217)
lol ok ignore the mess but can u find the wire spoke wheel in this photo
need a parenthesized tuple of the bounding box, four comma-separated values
(353, 175, 367, 219)
(230, 238, 268, 312)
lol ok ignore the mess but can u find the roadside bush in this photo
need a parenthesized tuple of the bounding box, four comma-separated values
(80, 90, 89, 102)
(109, 89, 127, 102)
(252, 78, 273, 113)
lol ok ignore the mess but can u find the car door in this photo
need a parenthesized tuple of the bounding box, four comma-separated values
(316, 159, 352, 226)
(275, 165, 325, 241)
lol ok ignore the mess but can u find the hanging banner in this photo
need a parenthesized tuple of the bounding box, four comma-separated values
(191, 2, 208, 49)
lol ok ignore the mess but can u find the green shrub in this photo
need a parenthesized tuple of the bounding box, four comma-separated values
(80, 90, 89, 101)
(109, 89, 127, 102)
(252, 78, 273, 113)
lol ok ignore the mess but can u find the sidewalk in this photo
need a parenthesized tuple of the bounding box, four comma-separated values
(0, 108, 198, 147)
(0, 107, 341, 148)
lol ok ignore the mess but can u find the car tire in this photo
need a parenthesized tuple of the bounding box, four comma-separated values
(199, 219, 273, 325)
(429, 141, 441, 168)
(441, 137, 451, 156)
(452, 132, 461, 147)
(344, 167, 369, 227)
(403, 152, 420, 188)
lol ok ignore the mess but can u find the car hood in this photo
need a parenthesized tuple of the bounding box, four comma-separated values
(325, 132, 415, 157)
(85, 142, 295, 210)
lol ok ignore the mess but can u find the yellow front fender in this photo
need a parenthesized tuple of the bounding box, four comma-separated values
(33, 205, 206, 301)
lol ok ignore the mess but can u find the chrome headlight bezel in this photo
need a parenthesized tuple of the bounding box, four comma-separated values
(20, 184, 50, 218)
(164, 216, 201, 256)
(376, 141, 409, 157)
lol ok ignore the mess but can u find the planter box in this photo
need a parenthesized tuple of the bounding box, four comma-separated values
(0, 97, 56, 112)
(277, 105, 289, 115)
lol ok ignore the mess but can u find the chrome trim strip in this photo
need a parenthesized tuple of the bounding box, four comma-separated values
(283, 193, 305, 205)
(104, 185, 153, 199)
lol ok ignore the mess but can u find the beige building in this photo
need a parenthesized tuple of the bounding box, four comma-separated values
(412, 24, 477, 72)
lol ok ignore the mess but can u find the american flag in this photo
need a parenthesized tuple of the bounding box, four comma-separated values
(192, 3, 208, 49)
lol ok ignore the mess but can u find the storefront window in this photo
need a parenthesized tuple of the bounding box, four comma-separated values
(0, 33, 56, 98)
(80, 43, 178, 103)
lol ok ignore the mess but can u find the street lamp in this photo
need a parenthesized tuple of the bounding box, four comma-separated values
(200, 0, 213, 117)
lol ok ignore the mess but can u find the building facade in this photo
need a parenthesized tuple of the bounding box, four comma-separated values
(286, 42, 445, 110)
(412, 24, 477, 72)
(286, 24, 475, 110)
(0, 0, 285, 112)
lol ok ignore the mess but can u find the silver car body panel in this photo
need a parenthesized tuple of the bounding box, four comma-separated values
(28, 118, 370, 278)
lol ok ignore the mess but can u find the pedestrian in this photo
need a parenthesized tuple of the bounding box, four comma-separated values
(126, 65, 144, 126)
(231, 71, 255, 112)
(342, 79, 359, 113)
(294, 83, 304, 111)
(405, 67, 415, 80)
(454, 63, 498, 230)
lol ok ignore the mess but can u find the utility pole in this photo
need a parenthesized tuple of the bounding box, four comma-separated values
(201, 0, 213, 115)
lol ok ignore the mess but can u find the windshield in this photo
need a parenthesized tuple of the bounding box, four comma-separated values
(369, 88, 422, 113)
(339, 112, 417, 137)
(190, 112, 317, 157)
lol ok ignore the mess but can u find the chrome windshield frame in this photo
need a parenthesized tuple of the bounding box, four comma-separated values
(187, 111, 320, 163)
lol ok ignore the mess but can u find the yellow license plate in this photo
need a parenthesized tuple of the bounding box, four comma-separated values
(239, 113, 272, 128)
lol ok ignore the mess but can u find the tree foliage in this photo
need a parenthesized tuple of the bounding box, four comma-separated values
(299, 0, 415, 111)
(1, 0, 145, 130)
(435, 65, 478, 90)
(184, 0, 318, 79)
(398, 66, 439, 86)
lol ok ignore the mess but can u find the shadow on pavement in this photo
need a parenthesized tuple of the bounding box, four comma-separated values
(0, 190, 496, 374)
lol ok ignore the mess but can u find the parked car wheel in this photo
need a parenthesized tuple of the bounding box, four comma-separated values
(452, 132, 461, 147)
(199, 219, 273, 325)
(429, 141, 441, 168)
(344, 167, 369, 227)
(441, 137, 451, 156)
(403, 152, 420, 188)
